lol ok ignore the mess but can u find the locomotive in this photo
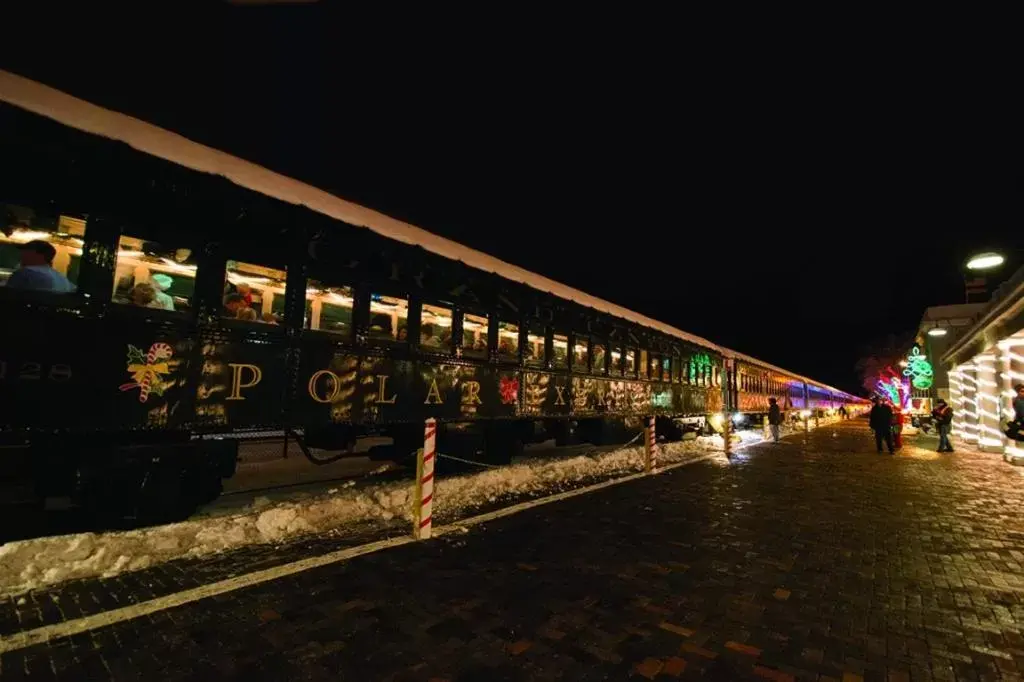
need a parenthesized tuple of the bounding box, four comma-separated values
(0, 71, 864, 521)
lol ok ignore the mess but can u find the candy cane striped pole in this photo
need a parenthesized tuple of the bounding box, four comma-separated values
(414, 418, 437, 540)
(644, 416, 657, 473)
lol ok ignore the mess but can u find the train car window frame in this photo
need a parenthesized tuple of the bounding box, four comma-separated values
(552, 330, 569, 369)
(524, 322, 547, 368)
(366, 292, 411, 344)
(572, 334, 590, 372)
(639, 349, 649, 379)
(0, 205, 86, 299)
(649, 353, 660, 382)
(419, 301, 454, 353)
(496, 318, 520, 362)
(301, 278, 356, 340)
(221, 259, 289, 329)
(460, 310, 490, 359)
(109, 231, 199, 319)
(610, 345, 623, 377)
(625, 348, 637, 377)
(592, 340, 607, 376)
(661, 356, 671, 383)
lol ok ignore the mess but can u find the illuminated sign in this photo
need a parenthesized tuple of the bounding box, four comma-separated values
(902, 346, 934, 390)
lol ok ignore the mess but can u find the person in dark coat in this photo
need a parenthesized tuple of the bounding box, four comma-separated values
(768, 397, 783, 443)
(1006, 384, 1024, 442)
(931, 398, 954, 452)
(869, 397, 895, 454)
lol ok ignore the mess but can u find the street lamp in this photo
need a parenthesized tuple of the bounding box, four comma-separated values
(966, 252, 1005, 271)
(963, 251, 1006, 302)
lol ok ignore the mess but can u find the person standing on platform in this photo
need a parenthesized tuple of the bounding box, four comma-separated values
(1005, 384, 1024, 442)
(869, 397, 895, 454)
(768, 397, 783, 443)
(838, 405, 848, 420)
(931, 399, 954, 452)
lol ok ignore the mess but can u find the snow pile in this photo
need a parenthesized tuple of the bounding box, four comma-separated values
(0, 433, 744, 596)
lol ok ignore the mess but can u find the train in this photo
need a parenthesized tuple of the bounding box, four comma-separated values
(0, 70, 866, 521)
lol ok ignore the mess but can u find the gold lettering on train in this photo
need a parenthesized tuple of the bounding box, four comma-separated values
(226, 363, 263, 400)
(374, 375, 397, 404)
(554, 385, 567, 405)
(308, 369, 341, 403)
(424, 378, 443, 405)
(462, 381, 482, 405)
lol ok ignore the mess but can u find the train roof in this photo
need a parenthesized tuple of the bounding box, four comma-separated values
(0, 69, 859, 401)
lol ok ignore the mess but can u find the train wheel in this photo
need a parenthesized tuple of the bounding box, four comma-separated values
(137, 466, 197, 524)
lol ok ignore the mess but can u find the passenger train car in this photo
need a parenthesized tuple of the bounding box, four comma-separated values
(0, 72, 864, 519)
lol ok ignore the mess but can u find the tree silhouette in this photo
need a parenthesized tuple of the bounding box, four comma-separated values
(854, 332, 914, 396)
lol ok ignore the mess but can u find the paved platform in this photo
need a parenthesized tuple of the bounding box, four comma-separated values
(4, 421, 1024, 681)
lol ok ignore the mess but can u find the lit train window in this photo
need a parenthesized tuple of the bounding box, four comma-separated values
(497, 320, 519, 359)
(625, 348, 636, 376)
(303, 281, 354, 336)
(462, 312, 489, 358)
(662, 357, 671, 382)
(552, 332, 569, 368)
(640, 350, 649, 378)
(649, 354, 659, 380)
(592, 342, 607, 375)
(525, 324, 546, 366)
(573, 335, 589, 371)
(0, 207, 84, 294)
(111, 235, 195, 311)
(224, 260, 287, 324)
(367, 293, 409, 341)
(610, 346, 623, 376)
(420, 303, 453, 351)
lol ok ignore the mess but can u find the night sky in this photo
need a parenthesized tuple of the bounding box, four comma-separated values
(3, 9, 1016, 394)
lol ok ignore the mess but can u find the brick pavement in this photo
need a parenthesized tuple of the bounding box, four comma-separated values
(5, 421, 1024, 681)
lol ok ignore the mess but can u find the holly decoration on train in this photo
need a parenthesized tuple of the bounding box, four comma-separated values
(120, 343, 174, 402)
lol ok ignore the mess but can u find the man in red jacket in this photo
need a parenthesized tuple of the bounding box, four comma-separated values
(931, 399, 953, 453)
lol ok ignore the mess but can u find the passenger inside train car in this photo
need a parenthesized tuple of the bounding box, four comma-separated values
(1, 205, 83, 293)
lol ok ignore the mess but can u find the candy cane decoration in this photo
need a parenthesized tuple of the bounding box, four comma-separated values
(139, 343, 173, 403)
(414, 418, 437, 539)
(644, 416, 657, 473)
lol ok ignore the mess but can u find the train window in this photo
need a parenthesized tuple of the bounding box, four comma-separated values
(649, 354, 659, 381)
(639, 350, 649, 378)
(420, 303, 453, 351)
(303, 281, 354, 336)
(552, 332, 569, 368)
(223, 260, 287, 323)
(461, 312, 489, 357)
(592, 342, 607, 375)
(662, 357, 671, 383)
(1, 209, 84, 294)
(573, 335, 589, 371)
(525, 324, 546, 366)
(368, 293, 410, 341)
(625, 348, 636, 376)
(673, 357, 682, 383)
(111, 235, 195, 311)
(610, 346, 623, 376)
(497, 320, 519, 359)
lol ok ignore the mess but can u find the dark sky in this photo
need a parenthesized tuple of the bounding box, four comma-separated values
(3, 8, 1017, 394)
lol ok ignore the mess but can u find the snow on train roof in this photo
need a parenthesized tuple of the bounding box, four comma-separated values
(0, 70, 856, 399)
